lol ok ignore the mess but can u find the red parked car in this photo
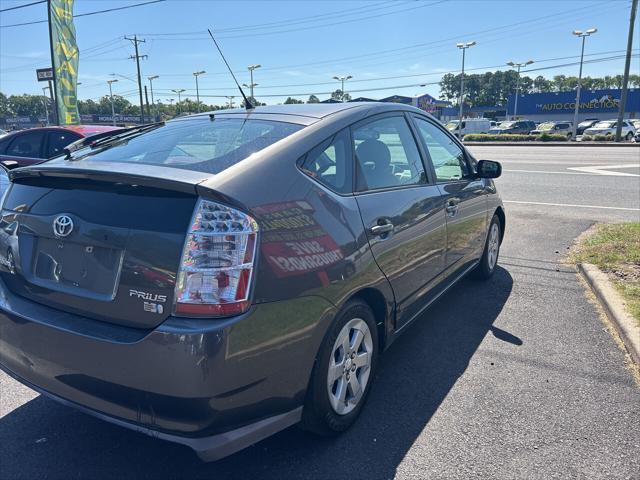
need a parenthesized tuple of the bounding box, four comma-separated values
(0, 125, 118, 167)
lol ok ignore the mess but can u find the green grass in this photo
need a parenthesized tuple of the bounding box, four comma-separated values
(570, 223, 640, 325)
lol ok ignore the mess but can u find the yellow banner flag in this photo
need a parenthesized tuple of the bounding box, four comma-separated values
(48, 0, 80, 125)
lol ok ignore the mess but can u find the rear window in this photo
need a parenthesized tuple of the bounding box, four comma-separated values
(71, 117, 303, 174)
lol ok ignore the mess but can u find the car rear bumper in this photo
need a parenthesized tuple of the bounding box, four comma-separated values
(0, 279, 335, 459)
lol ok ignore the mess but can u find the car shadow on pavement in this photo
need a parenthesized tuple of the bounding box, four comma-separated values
(0, 267, 513, 480)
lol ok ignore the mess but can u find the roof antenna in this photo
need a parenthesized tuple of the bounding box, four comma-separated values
(207, 28, 253, 110)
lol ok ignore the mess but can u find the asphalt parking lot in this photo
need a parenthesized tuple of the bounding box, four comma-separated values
(1, 145, 639, 479)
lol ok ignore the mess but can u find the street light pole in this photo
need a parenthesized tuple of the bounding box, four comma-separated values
(225, 96, 235, 109)
(247, 64, 261, 100)
(571, 28, 597, 139)
(506, 60, 534, 120)
(332, 75, 353, 102)
(148, 75, 159, 118)
(171, 89, 185, 114)
(107, 79, 118, 126)
(193, 70, 206, 112)
(456, 41, 476, 126)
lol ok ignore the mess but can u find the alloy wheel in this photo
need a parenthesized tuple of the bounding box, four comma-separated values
(487, 223, 500, 269)
(327, 318, 373, 415)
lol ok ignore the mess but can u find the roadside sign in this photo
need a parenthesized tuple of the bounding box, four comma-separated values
(36, 68, 54, 82)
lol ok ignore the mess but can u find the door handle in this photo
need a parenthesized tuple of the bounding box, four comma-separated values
(370, 223, 394, 236)
(445, 198, 460, 215)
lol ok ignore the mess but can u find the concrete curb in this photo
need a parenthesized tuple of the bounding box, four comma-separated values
(464, 142, 639, 147)
(578, 263, 640, 365)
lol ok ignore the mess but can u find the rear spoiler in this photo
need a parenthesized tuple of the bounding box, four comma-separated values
(9, 161, 212, 195)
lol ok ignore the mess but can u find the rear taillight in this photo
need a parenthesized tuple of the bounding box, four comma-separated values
(174, 199, 258, 317)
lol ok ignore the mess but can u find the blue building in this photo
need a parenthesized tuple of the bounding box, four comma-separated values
(506, 88, 640, 122)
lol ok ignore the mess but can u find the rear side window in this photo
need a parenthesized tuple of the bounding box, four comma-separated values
(71, 118, 303, 174)
(353, 115, 426, 191)
(6, 131, 45, 158)
(300, 128, 352, 194)
(46, 131, 80, 157)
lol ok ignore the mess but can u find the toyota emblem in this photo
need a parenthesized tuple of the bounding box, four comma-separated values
(53, 215, 74, 238)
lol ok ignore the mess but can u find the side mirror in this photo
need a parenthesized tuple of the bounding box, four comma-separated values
(476, 160, 502, 179)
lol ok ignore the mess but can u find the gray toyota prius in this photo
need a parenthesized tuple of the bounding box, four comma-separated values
(0, 102, 504, 461)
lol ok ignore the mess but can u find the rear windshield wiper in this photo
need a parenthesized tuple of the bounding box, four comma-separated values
(63, 127, 132, 158)
(89, 122, 165, 150)
(62, 123, 165, 160)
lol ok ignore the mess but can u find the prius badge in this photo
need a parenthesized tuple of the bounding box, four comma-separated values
(53, 215, 74, 238)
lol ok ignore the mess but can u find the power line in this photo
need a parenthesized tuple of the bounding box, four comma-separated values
(137, 1, 611, 78)
(147, 1, 448, 41)
(138, 0, 397, 36)
(0, 0, 45, 13)
(147, 50, 636, 93)
(0, 0, 166, 28)
(142, 54, 637, 101)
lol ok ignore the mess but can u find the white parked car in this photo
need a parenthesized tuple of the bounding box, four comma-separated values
(445, 118, 491, 138)
(583, 120, 636, 140)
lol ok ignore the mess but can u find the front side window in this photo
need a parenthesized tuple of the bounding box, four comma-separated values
(413, 116, 469, 182)
(300, 128, 352, 194)
(352, 115, 426, 191)
(6, 131, 44, 158)
(70, 118, 303, 174)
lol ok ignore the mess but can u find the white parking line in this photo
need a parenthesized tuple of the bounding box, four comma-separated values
(504, 200, 640, 212)
(568, 164, 640, 177)
(503, 169, 594, 175)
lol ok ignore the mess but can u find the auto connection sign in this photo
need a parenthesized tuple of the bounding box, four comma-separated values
(507, 89, 640, 115)
(48, 0, 80, 125)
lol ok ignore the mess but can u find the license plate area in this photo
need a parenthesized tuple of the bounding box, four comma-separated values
(32, 237, 123, 299)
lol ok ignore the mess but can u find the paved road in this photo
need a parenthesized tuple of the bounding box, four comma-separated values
(1, 146, 639, 479)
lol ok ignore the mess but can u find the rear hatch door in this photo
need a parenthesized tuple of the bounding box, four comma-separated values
(0, 162, 208, 329)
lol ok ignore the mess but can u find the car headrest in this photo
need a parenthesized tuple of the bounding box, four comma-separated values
(356, 139, 391, 169)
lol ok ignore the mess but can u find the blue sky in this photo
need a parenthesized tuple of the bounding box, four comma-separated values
(0, 0, 637, 106)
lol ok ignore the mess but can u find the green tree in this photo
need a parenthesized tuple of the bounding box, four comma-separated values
(284, 97, 304, 104)
(8, 94, 48, 116)
(533, 76, 553, 92)
(307, 94, 320, 103)
(241, 96, 265, 108)
(331, 89, 350, 102)
(0, 92, 11, 117)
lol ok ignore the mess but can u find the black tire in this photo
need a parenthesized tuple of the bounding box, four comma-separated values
(300, 299, 378, 436)
(473, 214, 501, 280)
(626, 132, 634, 141)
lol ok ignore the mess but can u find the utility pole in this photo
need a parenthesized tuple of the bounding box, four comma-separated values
(571, 28, 597, 139)
(46, 79, 57, 125)
(144, 85, 150, 120)
(193, 70, 206, 112)
(42, 86, 50, 125)
(107, 79, 118, 126)
(615, 0, 638, 142)
(456, 41, 476, 127)
(125, 35, 147, 124)
(506, 60, 534, 120)
(225, 96, 235, 108)
(148, 75, 159, 118)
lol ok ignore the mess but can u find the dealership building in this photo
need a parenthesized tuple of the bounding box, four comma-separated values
(504, 88, 640, 122)
(438, 88, 640, 123)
